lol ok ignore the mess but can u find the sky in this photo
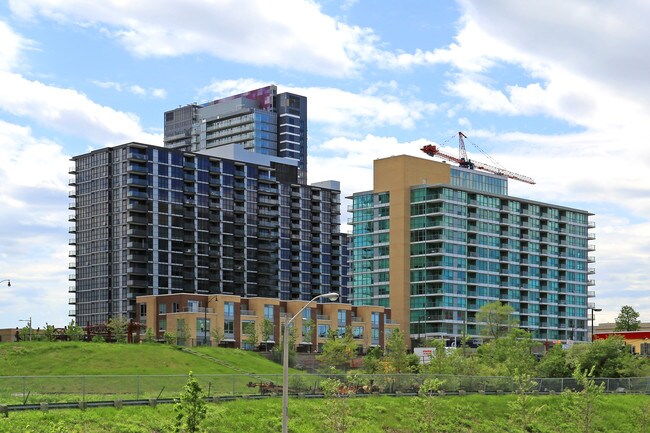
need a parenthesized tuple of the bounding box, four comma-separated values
(1, 0, 649, 330)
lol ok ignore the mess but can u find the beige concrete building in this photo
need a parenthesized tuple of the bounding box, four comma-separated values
(349, 155, 594, 347)
(136, 293, 399, 352)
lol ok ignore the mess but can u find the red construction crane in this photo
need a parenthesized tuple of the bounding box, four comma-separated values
(421, 132, 535, 185)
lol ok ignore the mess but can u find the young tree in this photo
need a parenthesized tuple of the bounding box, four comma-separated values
(320, 377, 355, 433)
(383, 329, 416, 373)
(174, 372, 207, 433)
(143, 327, 156, 344)
(536, 344, 572, 378)
(260, 318, 274, 351)
(509, 369, 545, 433)
(562, 366, 604, 433)
(614, 305, 640, 331)
(568, 335, 645, 377)
(318, 328, 357, 372)
(107, 316, 129, 343)
(477, 328, 537, 376)
(210, 326, 223, 347)
(66, 319, 83, 341)
(243, 321, 259, 350)
(476, 301, 517, 339)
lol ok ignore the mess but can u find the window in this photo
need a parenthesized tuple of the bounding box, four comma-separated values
(224, 320, 234, 338)
(318, 324, 330, 337)
(224, 302, 234, 318)
(172, 302, 180, 313)
(264, 304, 274, 320)
(158, 319, 166, 332)
(158, 303, 167, 314)
(352, 326, 364, 339)
(338, 309, 347, 325)
(139, 303, 146, 318)
(188, 300, 200, 313)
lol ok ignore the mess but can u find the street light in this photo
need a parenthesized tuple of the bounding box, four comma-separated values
(282, 292, 338, 433)
(590, 307, 602, 342)
(0, 279, 10, 287)
(203, 295, 218, 346)
(19, 317, 32, 341)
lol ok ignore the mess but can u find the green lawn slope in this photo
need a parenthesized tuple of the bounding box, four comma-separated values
(0, 342, 290, 376)
(1, 394, 649, 433)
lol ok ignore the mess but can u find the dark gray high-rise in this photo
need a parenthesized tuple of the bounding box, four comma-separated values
(69, 143, 347, 326)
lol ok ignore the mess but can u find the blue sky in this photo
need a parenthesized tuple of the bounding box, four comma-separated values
(1, 0, 649, 329)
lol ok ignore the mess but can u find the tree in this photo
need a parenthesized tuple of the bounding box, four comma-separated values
(509, 369, 545, 433)
(210, 326, 223, 347)
(614, 305, 640, 331)
(318, 328, 357, 372)
(243, 321, 258, 350)
(536, 344, 572, 378)
(66, 320, 83, 341)
(260, 318, 274, 351)
(107, 316, 129, 343)
(174, 372, 207, 433)
(562, 366, 604, 433)
(568, 335, 645, 377)
(383, 329, 416, 373)
(476, 328, 537, 376)
(476, 301, 517, 339)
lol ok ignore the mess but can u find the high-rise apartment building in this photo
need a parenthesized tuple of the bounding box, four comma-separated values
(69, 142, 347, 326)
(349, 155, 595, 346)
(163, 85, 308, 184)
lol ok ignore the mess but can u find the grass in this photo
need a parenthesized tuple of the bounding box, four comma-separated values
(0, 341, 303, 404)
(1, 394, 649, 432)
(0, 341, 294, 376)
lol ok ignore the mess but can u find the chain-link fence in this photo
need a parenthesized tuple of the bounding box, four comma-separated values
(1, 374, 649, 405)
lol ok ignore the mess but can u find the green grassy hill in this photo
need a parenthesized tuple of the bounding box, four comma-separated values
(0, 342, 290, 376)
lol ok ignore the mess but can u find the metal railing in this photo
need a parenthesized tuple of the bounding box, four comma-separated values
(1, 373, 648, 407)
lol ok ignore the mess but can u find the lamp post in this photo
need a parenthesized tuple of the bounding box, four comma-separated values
(0, 279, 10, 287)
(204, 295, 218, 346)
(590, 307, 602, 342)
(19, 317, 32, 341)
(282, 292, 338, 433)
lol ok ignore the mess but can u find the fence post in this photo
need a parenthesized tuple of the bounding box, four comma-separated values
(232, 375, 235, 396)
(560, 377, 564, 393)
(136, 375, 140, 400)
(22, 377, 26, 403)
(82, 376, 86, 402)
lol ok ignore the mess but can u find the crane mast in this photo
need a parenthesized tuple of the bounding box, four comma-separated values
(420, 132, 535, 185)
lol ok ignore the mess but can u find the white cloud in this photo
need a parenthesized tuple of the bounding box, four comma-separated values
(0, 20, 29, 72)
(0, 121, 71, 327)
(9, 0, 372, 77)
(93, 80, 167, 99)
(0, 72, 161, 146)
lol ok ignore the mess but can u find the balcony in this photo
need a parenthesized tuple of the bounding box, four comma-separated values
(126, 163, 148, 174)
(587, 256, 595, 263)
(588, 290, 596, 298)
(587, 280, 596, 286)
(127, 202, 148, 213)
(127, 151, 148, 161)
(68, 274, 76, 281)
(69, 262, 76, 269)
(69, 250, 76, 257)
(69, 297, 76, 305)
(241, 309, 256, 317)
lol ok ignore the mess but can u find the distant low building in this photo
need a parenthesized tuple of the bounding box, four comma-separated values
(136, 293, 399, 352)
(593, 322, 650, 355)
